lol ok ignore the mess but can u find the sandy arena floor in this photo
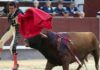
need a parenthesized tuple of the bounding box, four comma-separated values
(0, 58, 100, 70)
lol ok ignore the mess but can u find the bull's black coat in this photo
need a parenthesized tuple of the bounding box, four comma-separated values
(26, 32, 99, 70)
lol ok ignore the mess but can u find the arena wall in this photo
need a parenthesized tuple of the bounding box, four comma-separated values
(0, 17, 99, 45)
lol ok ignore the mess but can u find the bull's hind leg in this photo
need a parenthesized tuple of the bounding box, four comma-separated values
(76, 61, 83, 70)
(45, 61, 55, 70)
(91, 33, 99, 70)
(92, 49, 99, 70)
(77, 56, 88, 70)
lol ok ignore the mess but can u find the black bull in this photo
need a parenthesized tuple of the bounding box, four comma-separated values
(26, 32, 99, 70)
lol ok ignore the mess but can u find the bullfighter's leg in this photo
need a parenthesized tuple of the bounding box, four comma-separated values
(45, 61, 55, 70)
(10, 32, 15, 56)
(0, 27, 13, 59)
(12, 34, 19, 70)
(0, 41, 3, 59)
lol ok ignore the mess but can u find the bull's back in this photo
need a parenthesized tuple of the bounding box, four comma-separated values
(67, 32, 99, 57)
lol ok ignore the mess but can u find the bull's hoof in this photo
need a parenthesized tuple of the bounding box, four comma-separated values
(13, 64, 19, 70)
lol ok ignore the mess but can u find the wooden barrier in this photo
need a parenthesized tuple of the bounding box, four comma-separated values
(84, 0, 100, 17)
(0, 17, 99, 45)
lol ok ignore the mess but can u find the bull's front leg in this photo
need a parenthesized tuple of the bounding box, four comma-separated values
(45, 61, 55, 70)
(62, 55, 71, 70)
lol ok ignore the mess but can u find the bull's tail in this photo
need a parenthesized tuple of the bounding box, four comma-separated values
(91, 33, 99, 70)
